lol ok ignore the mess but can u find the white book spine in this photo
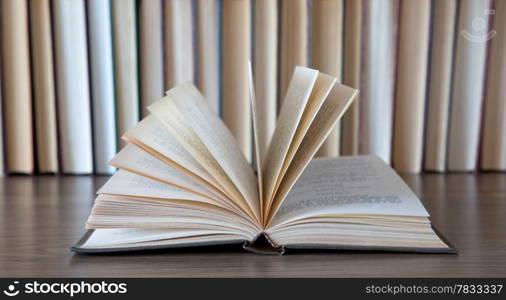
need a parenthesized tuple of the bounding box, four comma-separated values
(359, 0, 398, 164)
(52, 0, 93, 174)
(164, 0, 195, 88)
(448, 0, 492, 171)
(87, 0, 117, 174)
(253, 0, 278, 161)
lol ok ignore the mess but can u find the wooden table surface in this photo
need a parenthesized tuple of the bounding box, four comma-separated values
(0, 173, 505, 277)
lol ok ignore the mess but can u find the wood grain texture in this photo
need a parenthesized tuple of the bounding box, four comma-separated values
(1, 174, 505, 277)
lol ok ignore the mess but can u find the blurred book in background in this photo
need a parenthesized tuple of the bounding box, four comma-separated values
(448, 0, 492, 172)
(52, 0, 93, 174)
(1, 0, 34, 174)
(87, 0, 117, 174)
(0, 0, 504, 175)
(424, 0, 457, 172)
(30, 0, 59, 173)
(112, 0, 139, 149)
(481, 0, 506, 171)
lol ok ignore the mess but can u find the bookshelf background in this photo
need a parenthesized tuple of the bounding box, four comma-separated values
(0, 0, 504, 175)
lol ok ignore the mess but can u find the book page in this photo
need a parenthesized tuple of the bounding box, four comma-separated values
(269, 156, 430, 228)
(161, 83, 260, 222)
(262, 66, 319, 218)
(248, 62, 264, 219)
(267, 84, 358, 221)
(109, 144, 232, 208)
(80, 228, 247, 249)
(98, 169, 224, 208)
(123, 115, 230, 199)
(271, 73, 336, 202)
(148, 96, 255, 219)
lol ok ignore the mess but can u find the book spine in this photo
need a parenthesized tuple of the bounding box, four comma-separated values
(481, 0, 506, 171)
(279, 0, 308, 105)
(312, 0, 343, 157)
(448, 0, 492, 171)
(0, 57, 3, 175)
(87, 0, 117, 174)
(392, 0, 431, 173)
(197, 0, 220, 115)
(0, 0, 34, 174)
(112, 0, 140, 148)
(341, 0, 361, 156)
(253, 0, 278, 161)
(222, 0, 252, 162)
(164, 0, 195, 89)
(29, 0, 59, 173)
(359, 0, 399, 164)
(424, 0, 457, 172)
(140, 0, 164, 117)
(52, 0, 94, 174)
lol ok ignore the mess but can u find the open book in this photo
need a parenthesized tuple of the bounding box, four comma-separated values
(73, 66, 455, 254)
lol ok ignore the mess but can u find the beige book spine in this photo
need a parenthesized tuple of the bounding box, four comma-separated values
(312, 0, 343, 157)
(112, 0, 140, 148)
(197, 0, 220, 114)
(164, 0, 195, 89)
(0, 0, 34, 173)
(29, 0, 59, 173)
(341, 0, 361, 156)
(140, 0, 165, 117)
(254, 0, 277, 161)
(0, 60, 3, 175)
(424, 0, 457, 172)
(279, 0, 308, 104)
(222, 0, 252, 162)
(481, 1, 506, 171)
(393, 0, 431, 173)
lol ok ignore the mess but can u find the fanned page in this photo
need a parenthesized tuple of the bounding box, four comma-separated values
(266, 84, 358, 223)
(149, 84, 260, 223)
(262, 67, 319, 217)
